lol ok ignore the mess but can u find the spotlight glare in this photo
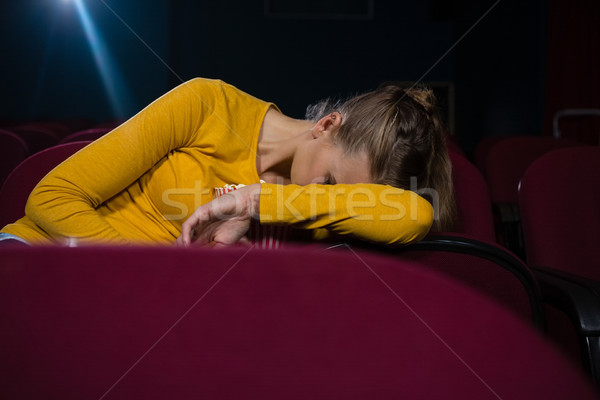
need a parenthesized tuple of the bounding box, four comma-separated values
(72, 0, 131, 118)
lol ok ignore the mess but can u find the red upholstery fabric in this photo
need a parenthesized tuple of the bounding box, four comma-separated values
(519, 146, 600, 278)
(0, 129, 28, 188)
(58, 128, 111, 144)
(485, 136, 583, 204)
(392, 234, 541, 325)
(0, 141, 91, 228)
(447, 152, 496, 242)
(0, 245, 596, 399)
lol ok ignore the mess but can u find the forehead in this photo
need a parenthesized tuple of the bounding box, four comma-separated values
(331, 146, 371, 184)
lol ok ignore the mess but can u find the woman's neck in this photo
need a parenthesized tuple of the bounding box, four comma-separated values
(256, 108, 314, 183)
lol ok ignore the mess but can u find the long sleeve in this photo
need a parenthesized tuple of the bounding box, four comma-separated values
(258, 183, 434, 245)
(24, 78, 216, 243)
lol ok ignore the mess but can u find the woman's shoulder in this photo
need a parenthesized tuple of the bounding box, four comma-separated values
(180, 78, 270, 107)
(181, 77, 243, 94)
(174, 77, 227, 95)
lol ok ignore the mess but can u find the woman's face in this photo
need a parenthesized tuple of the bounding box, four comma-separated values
(290, 134, 371, 186)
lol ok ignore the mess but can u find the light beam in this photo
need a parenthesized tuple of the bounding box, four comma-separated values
(72, 0, 132, 119)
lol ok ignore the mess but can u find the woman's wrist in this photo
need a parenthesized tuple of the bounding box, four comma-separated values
(245, 183, 261, 219)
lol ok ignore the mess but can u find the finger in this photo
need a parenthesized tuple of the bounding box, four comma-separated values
(180, 223, 191, 246)
(180, 219, 197, 247)
(181, 207, 209, 246)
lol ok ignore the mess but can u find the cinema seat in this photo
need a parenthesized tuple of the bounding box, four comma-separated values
(342, 233, 544, 328)
(0, 245, 596, 398)
(447, 152, 496, 242)
(0, 129, 28, 188)
(485, 136, 584, 257)
(0, 141, 91, 228)
(520, 146, 600, 386)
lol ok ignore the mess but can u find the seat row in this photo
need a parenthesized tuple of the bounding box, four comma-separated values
(0, 240, 597, 398)
(0, 119, 123, 187)
(474, 135, 588, 257)
(1, 136, 600, 389)
(448, 135, 600, 388)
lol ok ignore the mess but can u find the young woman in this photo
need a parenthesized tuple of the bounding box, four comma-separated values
(0, 78, 455, 247)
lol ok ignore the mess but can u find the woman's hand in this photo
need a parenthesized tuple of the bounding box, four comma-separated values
(176, 183, 261, 247)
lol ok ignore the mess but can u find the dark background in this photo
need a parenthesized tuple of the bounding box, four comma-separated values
(0, 0, 597, 155)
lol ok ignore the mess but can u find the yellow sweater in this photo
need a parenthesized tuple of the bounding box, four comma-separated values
(1, 78, 433, 245)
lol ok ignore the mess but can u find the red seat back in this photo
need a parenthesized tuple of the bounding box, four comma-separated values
(486, 136, 583, 203)
(447, 152, 495, 242)
(0, 245, 596, 399)
(370, 234, 543, 326)
(0, 141, 91, 228)
(0, 129, 28, 188)
(519, 146, 600, 278)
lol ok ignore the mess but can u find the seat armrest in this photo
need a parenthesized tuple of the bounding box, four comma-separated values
(533, 266, 600, 334)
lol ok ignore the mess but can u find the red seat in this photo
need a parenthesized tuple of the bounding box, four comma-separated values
(0, 129, 28, 188)
(484, 136, 584, 256)
(485, 136, 583, 204)
(350, 233, 544, 327)
(0, 141, 91, 228)
(446, 152, 495, 242)
(520, 146, 600, 278)
(0, 245, 596, 399)
(58, 128, 112, 144)
(519, 146, 600, 385)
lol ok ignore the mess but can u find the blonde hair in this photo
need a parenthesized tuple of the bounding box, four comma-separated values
(306, 83, 456, 232)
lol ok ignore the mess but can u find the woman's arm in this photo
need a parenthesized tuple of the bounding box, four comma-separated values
(26, 78, 217, 244)
(177, 182, 433, 247)
(259, 183, 433, 245)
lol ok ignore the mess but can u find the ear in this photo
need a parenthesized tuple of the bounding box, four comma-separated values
(311, 112, 342, 139)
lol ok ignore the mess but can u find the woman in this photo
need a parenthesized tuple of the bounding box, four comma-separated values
(0, 78, 454, 246)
